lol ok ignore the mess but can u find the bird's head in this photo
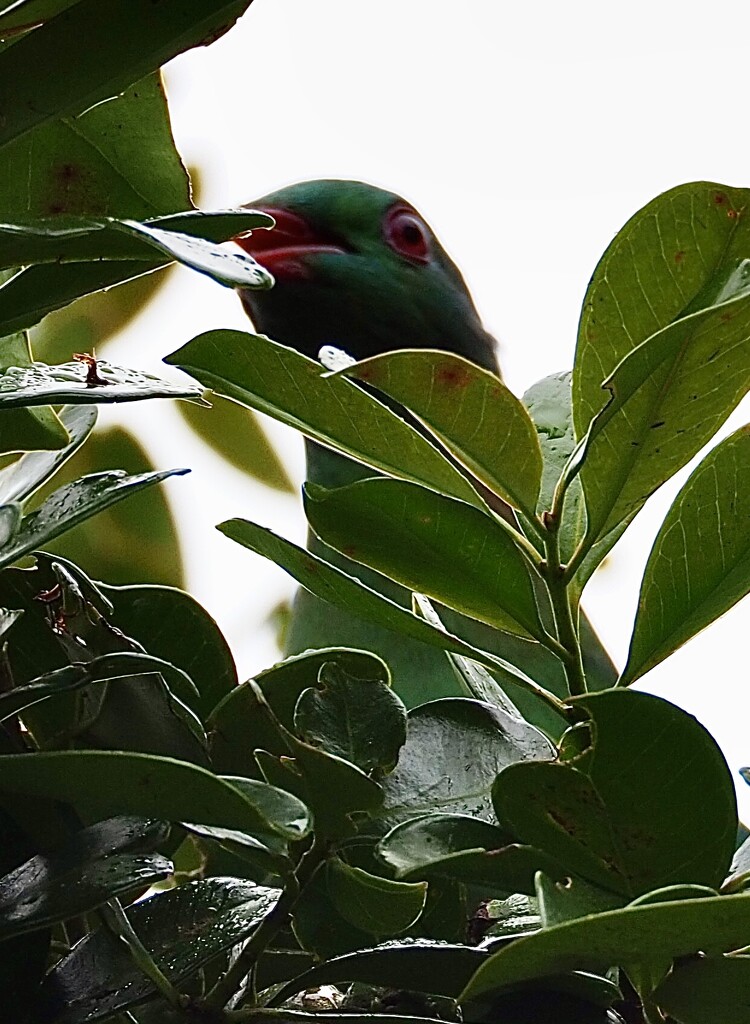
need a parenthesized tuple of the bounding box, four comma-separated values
(234, 179, 498, 373)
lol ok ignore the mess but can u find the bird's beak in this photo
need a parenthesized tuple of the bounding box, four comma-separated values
(234, 207, 347, 280)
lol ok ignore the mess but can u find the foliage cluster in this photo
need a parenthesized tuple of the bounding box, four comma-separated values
(1, 5, 750, 1024)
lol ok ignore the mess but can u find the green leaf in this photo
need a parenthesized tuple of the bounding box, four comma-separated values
(166, 329, 483, 506)
(460, 890, 750, 1003)
(0, 816, 171, 939)
(180, 390, 295, 492)
(577, 289, 750, 554)
(380, 698, 555, 830)
(304, 478, 546, 642)
(0, 1, 84, 35)
(294, 659, 407, 773)
(39, 878, 280, 1023)
(341, 349, 543, 517)
(654, 954, 750, 1024)
(218, 519, 553, 698)
(377, 813, 567, 896)
(573, 183, 750, 437)
(0, 467, 187, 571)
(0, 73, 189, 222)
(291, 858, 427, 959)
(181, 821, 292, 879)
(209, 648, 386, 776)
(326, 856, 427, 936)
(102, 582, 238, 722)
(536, 871, 625, 928)
(271, 939, 490, 1004)
(522, 371, 586, 565)
(0, 330, 68, 454)
(0, 404, 95, 504)
(0, 0, 254, 150)
(0, 259, 161, 336)
(0, 749, 309, 839)
(0, 210, 272, 269)
(622, 426, 750, 684)
(0, 651, 199, 724)
(493, 690, 736, 898)
(41, 427, 186, 590)
(0, 356, 203, 408)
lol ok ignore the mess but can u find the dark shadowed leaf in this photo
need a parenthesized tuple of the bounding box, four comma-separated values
(102, 582, 238, 721)
(0, 749, 310, 839)
(0, 0, 254, 149)
(38, 878, 279, 1023)
(0, 1, 84, 34)
(378, 813, 566, 896)
(0, 467, 188, 571)
(271, 939, 490, 1005)
(166, 329, 482, 506)
(379, 699, 555, 830)
(304, 478, 546, 642)
(209, 649, 385, 776)
(0, 816, 171, 939)
(294, 659, 407, 773)
(622, 426, 750, 684)
(341, 349, 543, 516)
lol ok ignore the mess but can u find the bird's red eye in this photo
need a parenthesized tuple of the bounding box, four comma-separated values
(384, 205, 430, 264)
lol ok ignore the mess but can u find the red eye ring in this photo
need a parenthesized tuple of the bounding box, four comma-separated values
(383, 205, 430, 264)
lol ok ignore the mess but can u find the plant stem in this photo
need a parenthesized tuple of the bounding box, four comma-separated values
(541, 509, 587, 699)
(203, 838, 326, 1013)
(101, 899, 184, 1012)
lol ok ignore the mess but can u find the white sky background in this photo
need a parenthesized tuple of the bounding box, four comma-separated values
(101, 0, 750, 814)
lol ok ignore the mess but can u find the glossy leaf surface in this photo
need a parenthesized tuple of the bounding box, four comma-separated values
(342, 349, 543, 516)
(379, 698, 554, 830)
(622, 426, 750, 683)
(304, 478, 545, 641)
(167, 329, 482, 506)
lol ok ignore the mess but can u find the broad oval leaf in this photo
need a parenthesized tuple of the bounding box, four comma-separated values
(294, 659, 407, 773)
(622, 426, 750, 684)
(377, 813, 566, 896)
(573, 182, 750, 439)
(304, 478, 546, 642)
(0, 749, 309, 840)
(341, 349, 543, 517)
(379, 698, 555, 830)
(460, 890, 750, 1003)
(166, 329, 483, 507)
(576, 289, 750, 554)
(493, 689, 737, 897)
(325, 857, 427, 937)
(653, 954, 750, 1024)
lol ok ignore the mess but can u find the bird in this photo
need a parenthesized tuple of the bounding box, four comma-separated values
(234, 179, 615, 730)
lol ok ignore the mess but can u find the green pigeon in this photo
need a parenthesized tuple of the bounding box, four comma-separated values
(235, 179, 615, 730)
